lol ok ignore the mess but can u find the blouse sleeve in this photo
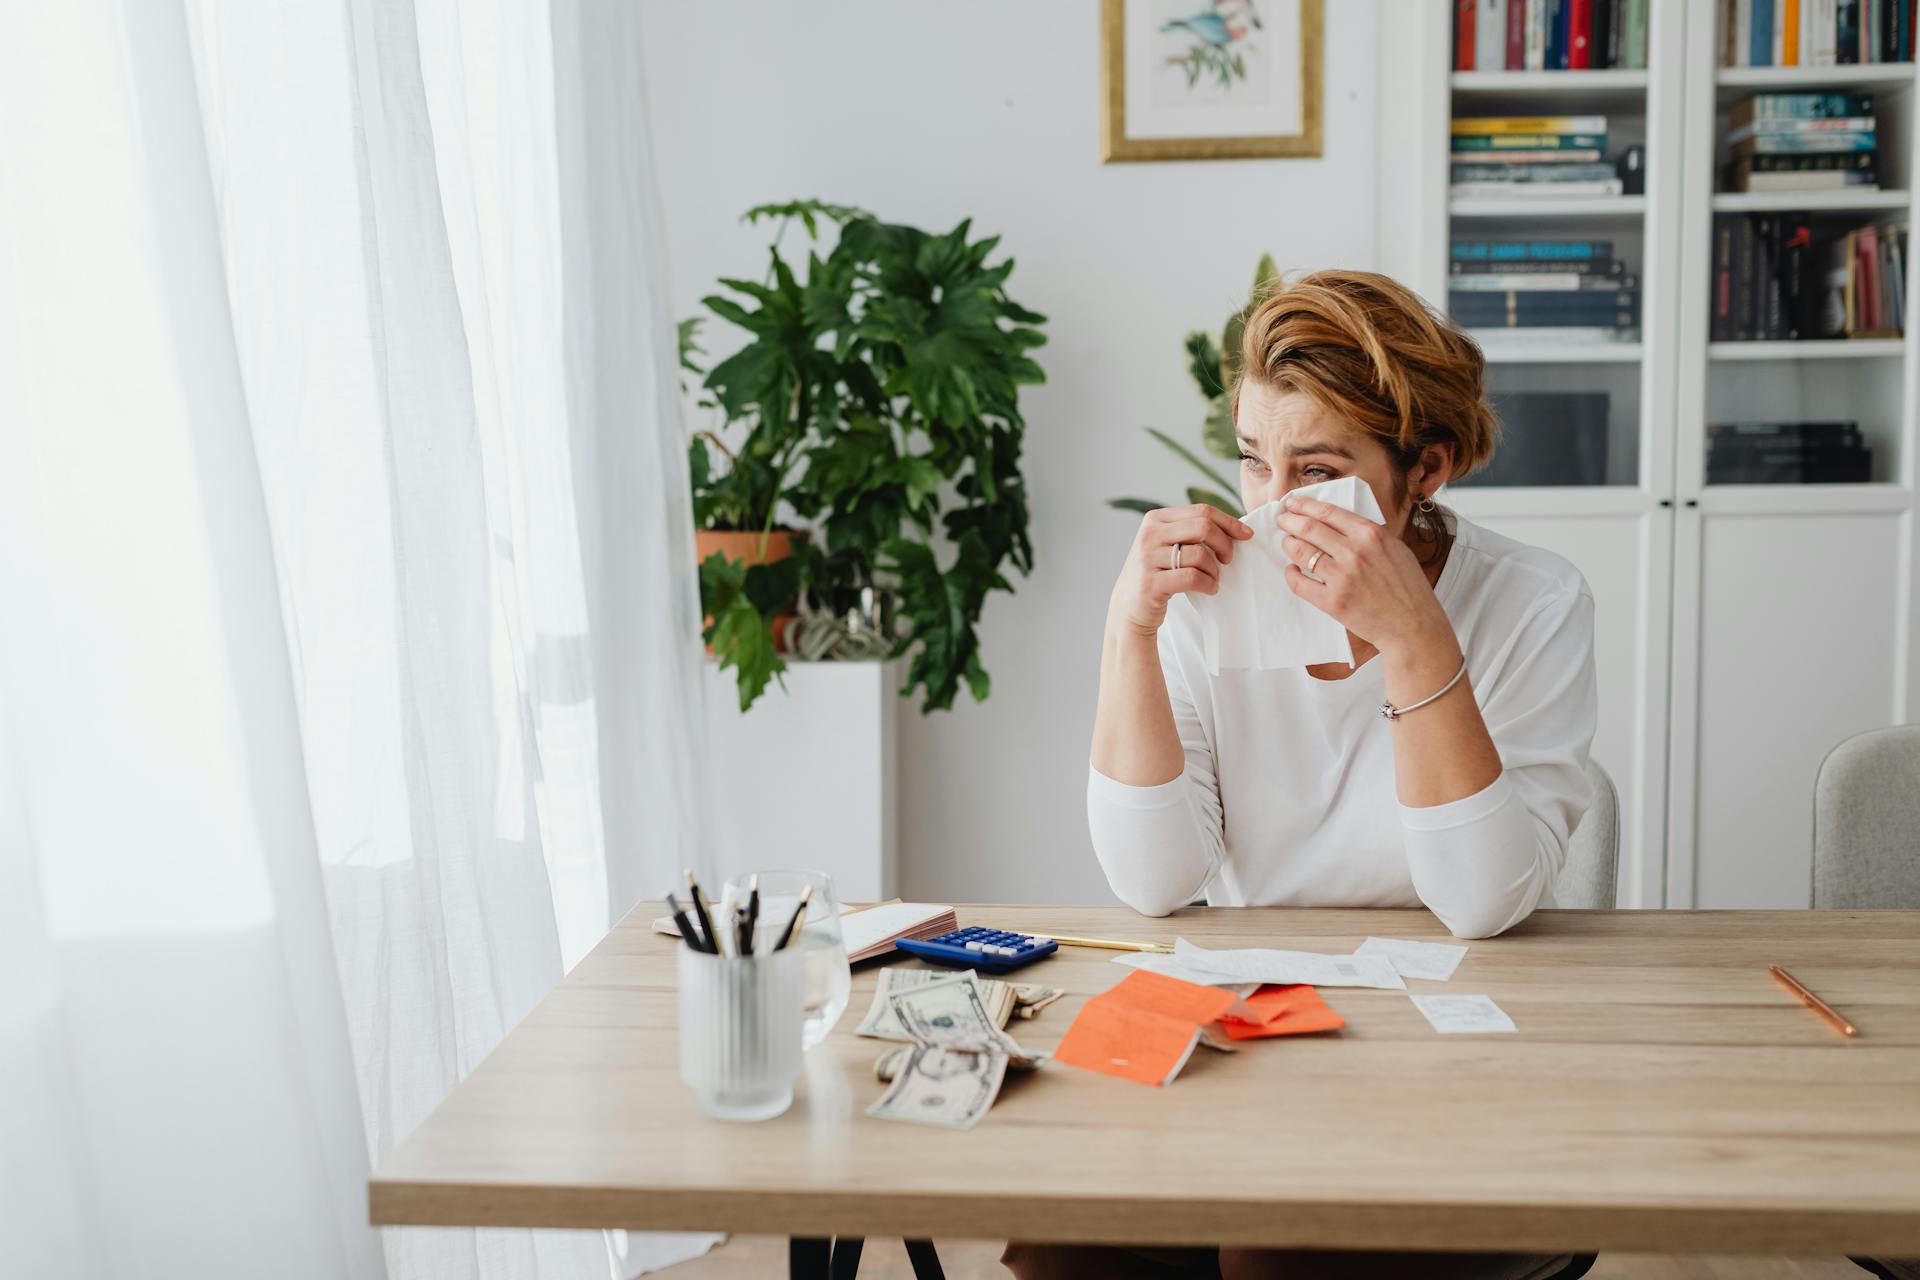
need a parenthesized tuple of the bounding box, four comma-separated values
(1400, 586, 1599, 939)
(1085, 619, 1225, 916)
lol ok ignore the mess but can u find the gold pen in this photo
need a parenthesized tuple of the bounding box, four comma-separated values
(1045, 933, 1173, 954)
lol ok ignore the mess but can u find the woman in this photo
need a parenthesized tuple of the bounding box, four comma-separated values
(1003, 270, 1595, 1280)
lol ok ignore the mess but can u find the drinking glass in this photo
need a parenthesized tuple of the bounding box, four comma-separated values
(722, 869, 851, 1049)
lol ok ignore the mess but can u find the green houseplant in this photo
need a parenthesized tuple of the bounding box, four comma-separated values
(687, 200, 1048, 713)
(1110, 254, 1278, 516)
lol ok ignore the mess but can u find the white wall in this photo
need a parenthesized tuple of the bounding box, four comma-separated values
(642, 0, 1382, 904)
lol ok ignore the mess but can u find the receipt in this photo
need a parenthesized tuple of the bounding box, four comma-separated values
(1355, 936, 1468, 982)
(1112, 938, 1406, 991)
(1409, 994, 1516, 1034)
(1185, 474, 1388, 674)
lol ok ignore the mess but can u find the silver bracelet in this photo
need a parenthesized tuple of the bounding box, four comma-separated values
(1379, 657, 1468, 721)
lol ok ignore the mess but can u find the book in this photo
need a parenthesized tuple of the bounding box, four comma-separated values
(1735, 150, 1878, 171)
(1732, 130, 1878, 153)
(1451, 114, 1608, 134)
(1457, 0, 1476, 68)
(1469, 324, 1640, 342)
(1507, 0, 1528, 67)
(1785, 0, 1802, 62)
(1727, 116, 1875, 142)
(1548, 0, 1570, 67)
(1570, 0, 1593, 65)
(1594, 0, 1615, 68)
(1527, 0, 1549, 67)
(1450, 289, 1640, 325)
(1753, 0, 1775, 64)
(1837, 0, 1860, 60)
(1449, 148, 1604, 164)
(1736, 169, 1879, 190)
(1450, 162, 1622, 182)
(1622, 0, 1648, 66)
(1811, 0, 1840, 63)
(1478, 0, 1507, 70)
(1730, 92, 1873, 124)
(1720, 217, 1751, 343)
(1453, 257, 1624, 277)
(1452, 238, 1612, 262)
(1450, 179, 1624, 197)
(1451, 132, 1608, 150)
(1450, 270, 1638, 290)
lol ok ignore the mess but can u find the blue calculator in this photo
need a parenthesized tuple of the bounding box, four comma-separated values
(894, 926, 1059, 974)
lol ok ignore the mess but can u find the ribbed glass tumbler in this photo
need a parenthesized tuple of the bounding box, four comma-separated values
(676, 943, 806, 1121)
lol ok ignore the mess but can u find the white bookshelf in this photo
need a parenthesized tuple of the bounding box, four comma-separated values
(1375, 5, 1920, 915)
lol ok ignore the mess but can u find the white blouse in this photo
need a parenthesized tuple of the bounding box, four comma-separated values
(1088, 511, 1597, 939)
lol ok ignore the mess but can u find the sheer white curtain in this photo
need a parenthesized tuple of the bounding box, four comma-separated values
(0, 2, 717, 1277)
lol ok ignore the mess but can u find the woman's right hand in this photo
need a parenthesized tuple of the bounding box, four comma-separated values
(1108, 504, 1254, 637)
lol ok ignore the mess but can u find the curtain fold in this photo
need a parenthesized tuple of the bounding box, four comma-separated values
(1, 2, 716, 1275)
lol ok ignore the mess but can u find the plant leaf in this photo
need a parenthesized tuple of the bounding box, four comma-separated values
(1186, 486, 1241, 515)
(1107, 497, 1164, 514)
(1146, 426, 1237, 494)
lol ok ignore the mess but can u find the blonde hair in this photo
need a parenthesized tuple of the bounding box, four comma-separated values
(1233, 269, 1500, 483)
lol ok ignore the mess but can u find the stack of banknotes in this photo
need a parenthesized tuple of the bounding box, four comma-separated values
(856, 969, 1059, 1129)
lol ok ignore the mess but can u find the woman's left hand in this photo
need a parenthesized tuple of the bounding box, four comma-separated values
(1276, 496, 1450, 656)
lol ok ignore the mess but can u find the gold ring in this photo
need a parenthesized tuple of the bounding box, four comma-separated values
(1306, 549, 1325, 575)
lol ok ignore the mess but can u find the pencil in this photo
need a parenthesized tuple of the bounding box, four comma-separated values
(1770, 964, 1858, 1038)
(744, 873, 761, 954)
(683, 869, 719, 957)
(1046, 933, 1173, 954)
(665, 892, 709, 954)
(773, 884, 813, 952)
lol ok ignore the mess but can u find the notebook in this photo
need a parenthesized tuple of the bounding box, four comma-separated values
(652, 898, 955, 962)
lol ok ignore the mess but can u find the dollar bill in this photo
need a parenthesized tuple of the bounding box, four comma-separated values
(855, 968, 1015, 1042)
(887, 975, 1026, 1056)
(874, 1041, 1049, 1082)
(1009, 983, 1063, 1018)
(865, 1043, 1009, 1129)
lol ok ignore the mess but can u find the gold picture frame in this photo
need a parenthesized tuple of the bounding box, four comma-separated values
(1102, 0, 1323, 162)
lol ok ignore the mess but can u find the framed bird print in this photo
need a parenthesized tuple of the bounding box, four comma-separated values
(1101, 0, 1322, 162)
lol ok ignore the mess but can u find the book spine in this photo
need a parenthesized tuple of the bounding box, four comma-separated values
(1625, 0, 1649, 66)
(1762, 216, 1784, 338)
(1783, 217, 1812, 339)
(1727, 116, 1876, 140)
(1570, 0, 1594, 65)
(1452, 132, 1609, 149)
(1450, 148, 1604, 163)
(1753, 0, 1775, 62)
(1721, 0, 1737, 65)
(1785, 0, 1803, 61)
(1775, 0, 1790, 60)
(1813, 0, 1839, 61)
(1507, 0, 1529, 65)
(1458, 0, 1477, 68)
(1449, 272, 1594, 290)
(1451, 115, 1609, 134)
(1735, 217, 1756, 338)
(1734, 132, 1878, 153)
(1594, 0, 1616, 66)
(1527, 0, 1549, 69)
(1549, 0, 1570, 67)
(1480, 0, 1506, 72)
(1450, 179, 1623, 195)
(1837, 0, 1860, 58)
(1734, 92, 1872, 120)
(1450, 162, 1621, 180)
(1451, 239, 1613, 261)
(1728, 218, 1743, 339)
(1737, 0, 1753, 63)
(1453, 258, 1623, 276)
(1739, 150, 1877, 170)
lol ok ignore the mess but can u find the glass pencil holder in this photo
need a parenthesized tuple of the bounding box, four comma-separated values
(676, 941, 806, 1122)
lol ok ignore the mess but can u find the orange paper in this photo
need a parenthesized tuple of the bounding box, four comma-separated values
(1052, 970, 1238, 1086)
(1218, 984, 1345, 1040)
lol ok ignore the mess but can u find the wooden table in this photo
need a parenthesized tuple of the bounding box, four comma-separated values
(371, 905, 1920, 1262)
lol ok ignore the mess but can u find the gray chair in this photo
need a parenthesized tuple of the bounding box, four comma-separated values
(1554, 758, 1620, 910)
(1813, 724, 1920, 909)
(1812, 727, 1920, 1280)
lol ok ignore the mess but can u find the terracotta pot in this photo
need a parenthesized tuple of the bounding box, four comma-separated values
(695, 528, 806, 653)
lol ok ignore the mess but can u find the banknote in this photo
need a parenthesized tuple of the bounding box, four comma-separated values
(865, 1043, 1009, 1129)
(1009, 982, 1063, 1018)
(887, 975, 1026, 1056)
(855, 968, 1014, 1041)
(874, 1041, 1050, 1082)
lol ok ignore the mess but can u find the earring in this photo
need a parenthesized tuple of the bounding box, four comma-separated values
(1415, 494, 1437, 514)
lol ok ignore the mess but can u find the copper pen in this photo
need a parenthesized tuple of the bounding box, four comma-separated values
(1769, 964, 1858, 1038)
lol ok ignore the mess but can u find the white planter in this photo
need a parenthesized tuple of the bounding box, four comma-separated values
(702, 658, 899, 902)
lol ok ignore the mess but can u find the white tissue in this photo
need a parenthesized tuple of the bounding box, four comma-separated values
(1187, 474, 1387, 674)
